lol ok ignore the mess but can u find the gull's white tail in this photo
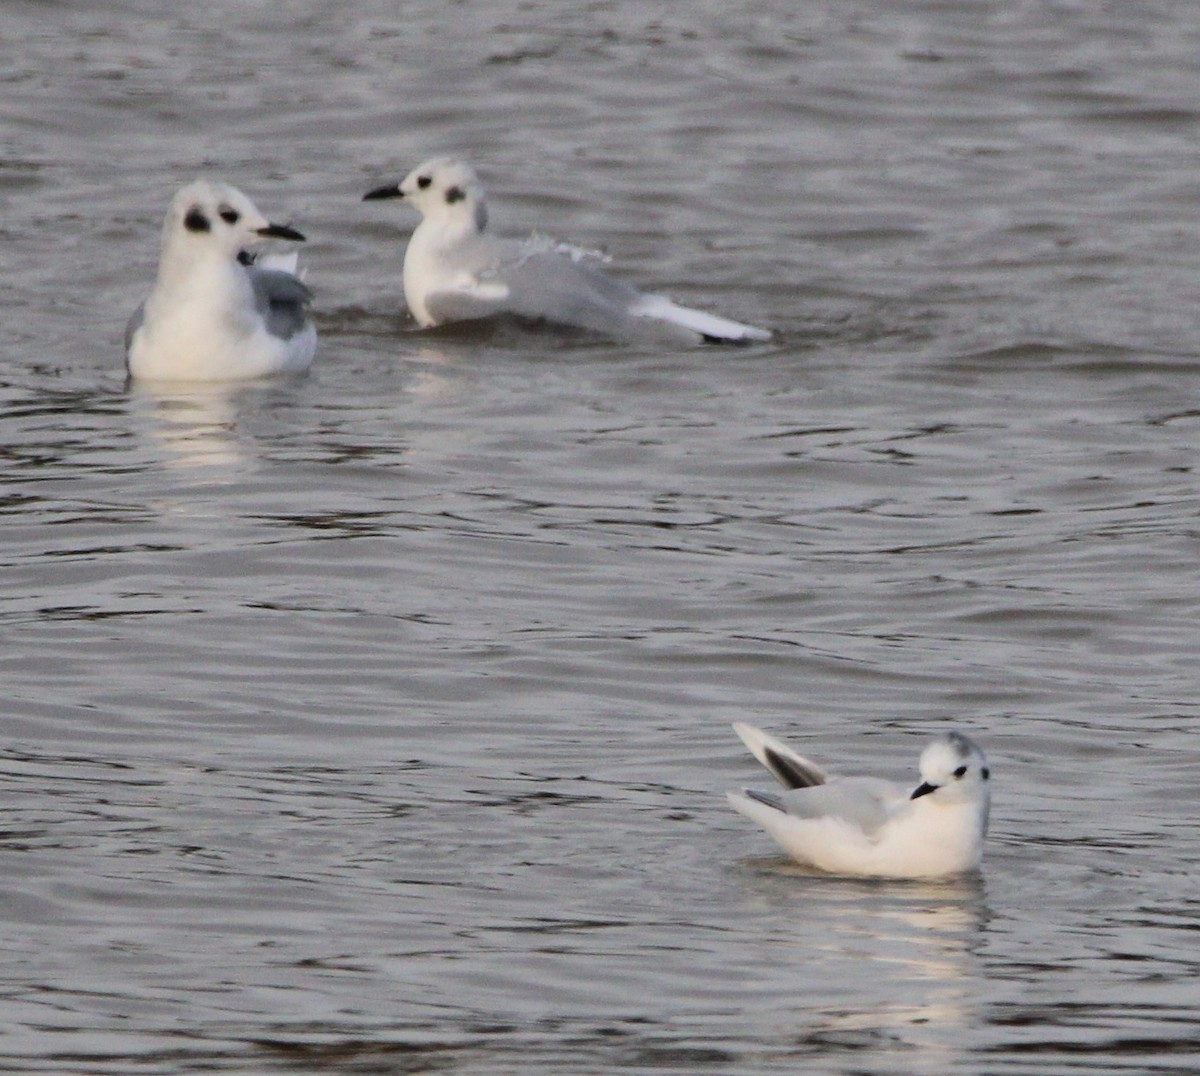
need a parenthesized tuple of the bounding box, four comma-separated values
(634, 295, 771, 344)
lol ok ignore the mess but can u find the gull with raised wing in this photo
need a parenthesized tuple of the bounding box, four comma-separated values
(363, 157, 771, 345)
(126, 180, 316, 380)
(727, 723, 991, 879)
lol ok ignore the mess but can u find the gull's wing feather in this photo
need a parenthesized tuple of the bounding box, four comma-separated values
(727, 790, 894, 870)
(248, 266, 313, 341)
(488, 248, 643, 335)
(777, 776, 910, 836)
(732, 722, 827, 789)
(423, 279, 514, 325)
(635, 294, 771, 343)
(423, 231, 769, 343)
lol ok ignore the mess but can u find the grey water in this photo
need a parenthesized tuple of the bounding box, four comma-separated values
(3, 0, 1200, 1071)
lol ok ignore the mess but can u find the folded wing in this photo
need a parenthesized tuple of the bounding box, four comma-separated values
(248, 266, 313, 341)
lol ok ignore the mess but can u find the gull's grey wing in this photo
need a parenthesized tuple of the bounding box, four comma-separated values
(422, 234, 643, 335)
(125, 300, 146, 353)
(776, 776, 910, 836)
(419, 233, 538, 325)
(493, 250, 643, 335)
(248, 267, 313, 340)
(423, 283, 517, 325)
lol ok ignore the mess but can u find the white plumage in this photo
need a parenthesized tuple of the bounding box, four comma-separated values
(364, 157, 771, 345)
(126, 179, 316, 381)
(727, 723, 991, 879)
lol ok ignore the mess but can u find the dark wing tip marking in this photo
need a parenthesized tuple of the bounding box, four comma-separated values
(745, 788, 786, 812)
(764, 746, 822, 790)
(701, 332, 757, 345)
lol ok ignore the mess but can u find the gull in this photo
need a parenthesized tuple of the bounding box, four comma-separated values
(362, 157, 771, 345)
(126, 179, 316, 380)
(727, 723, 990, 879)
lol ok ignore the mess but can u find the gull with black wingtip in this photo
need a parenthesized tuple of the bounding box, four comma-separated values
(126, 179, 316, 380)
(363, 156, 771, 345)
(727, 723, 991, 879)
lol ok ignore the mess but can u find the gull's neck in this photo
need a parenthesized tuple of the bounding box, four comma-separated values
(417, 202, 487, 249)
(149, 240, 256, 333)
(157, 235, 238, 285)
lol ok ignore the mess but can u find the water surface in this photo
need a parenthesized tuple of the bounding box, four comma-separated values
(3, 0, 1200, 1071)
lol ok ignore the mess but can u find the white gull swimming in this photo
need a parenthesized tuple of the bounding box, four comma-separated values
(126, 179, 316, 381)
(727, 723, 991, 879)
(363, 157, 771, 345)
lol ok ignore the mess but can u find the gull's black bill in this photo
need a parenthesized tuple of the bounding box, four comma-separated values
(910, 781, 938, 800)
(257, 222, 306, 242)
(363, 183, 403, 201)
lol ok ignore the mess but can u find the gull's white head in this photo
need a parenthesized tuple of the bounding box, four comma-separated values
(910, 731, 990, 807)
(161, 179, 306, 261)
(363, 157, 489, 233)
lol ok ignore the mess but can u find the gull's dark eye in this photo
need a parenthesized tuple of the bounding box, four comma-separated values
(953, 765, 968, 779)
(417, 175, 432, 190)
(184, 207, 210, 233)
(981, 767, 990, 780)
(219, 205, 240, 225)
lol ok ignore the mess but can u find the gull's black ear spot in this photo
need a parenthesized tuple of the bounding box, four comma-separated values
(446, 185, 465, 204)
(981, 767, 990, 780)
(184, 207, 210, 233)
(218, 205, 240, 225)
(417, 174, 432, 190)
